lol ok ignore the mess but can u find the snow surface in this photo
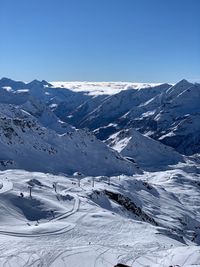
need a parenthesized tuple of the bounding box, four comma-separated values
(0, 77, 200, 266)
(107, 128, 184, 170)
(0, 104, 138, 176)
(0, 167, 200, 266)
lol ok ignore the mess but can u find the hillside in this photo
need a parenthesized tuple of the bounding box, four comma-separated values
(0, 166, 200, 266)
(0, 104, 138, 176)
(0, 77, 200, 266)
(107, 128, 184, 170)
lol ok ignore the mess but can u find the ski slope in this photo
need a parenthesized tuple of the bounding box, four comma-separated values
(0, 168, 200, 266)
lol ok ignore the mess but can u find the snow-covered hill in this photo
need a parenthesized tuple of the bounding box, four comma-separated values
(107, 128, 184, 170)
(0, 167, 200, 266)
(0, 104, 138, 176)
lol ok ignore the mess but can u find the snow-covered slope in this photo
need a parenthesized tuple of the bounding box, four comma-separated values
(0, 77, 200, 266)
(76, 84, 171, 130)
(66, 79, 200, 155)
(0, 104, 138, 176)
(159, 113, 200, 155)
(122, 80, 200, 155)
(0, 79, 74, 134)
(0, 77, 90, 119)
(1, 77, 199, 156)
(107, 129, 184, 170)
(21, 97, 74, 134)
(0, 166, 200, 266)
(66, 94, 109, 127)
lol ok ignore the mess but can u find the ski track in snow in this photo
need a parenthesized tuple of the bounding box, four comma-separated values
(0, 170, 199, 266)
(0, 178, 13, 194)
(0, 179, 80, 238)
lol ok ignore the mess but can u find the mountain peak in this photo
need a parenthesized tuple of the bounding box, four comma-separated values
(0, 77, 21, 85)
(28, 79, 42, 86)
(175, 79, 191, 86)
(166, 79, 193, 98)
(27, 79, 52, 88)
(0, 77, 13, 82)
(41, 80, 52, 87)
(0, 77, 26, 89)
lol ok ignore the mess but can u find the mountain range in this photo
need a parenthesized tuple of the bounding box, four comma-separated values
(0, 77, 199, 175)
(0, 77, 200, 266)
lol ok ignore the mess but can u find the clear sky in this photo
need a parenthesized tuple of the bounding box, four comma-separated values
(0, 0, 200, 83)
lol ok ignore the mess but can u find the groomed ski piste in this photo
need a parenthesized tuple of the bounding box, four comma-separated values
(0, 168, 200, 267)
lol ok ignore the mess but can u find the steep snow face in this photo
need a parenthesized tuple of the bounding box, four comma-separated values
(0, 105, 139, 176)
(107, 129, 184, 170)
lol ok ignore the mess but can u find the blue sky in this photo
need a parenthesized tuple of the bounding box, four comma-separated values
(0, 0, 199, 83)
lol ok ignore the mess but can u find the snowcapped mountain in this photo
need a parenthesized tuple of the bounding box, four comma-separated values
(0, 104, 139, 176)
(66, 94, 109, 127)
(123, 80, 200, 155)
(21, 96, 74, 134)
(0, 77, 27, 90)
(57, 78, 200, 156)
(1, 77, 199, 158)
(71, 83, 171, 130)
(107, 128, 184, 170)
(1, 77, 200, 266)
(0, 80, 73, 134)
(159, 113, 200, 155)
(1, 77, 199, 172)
